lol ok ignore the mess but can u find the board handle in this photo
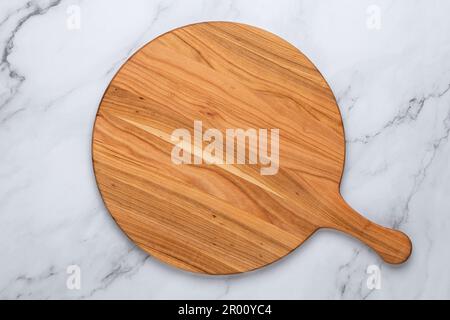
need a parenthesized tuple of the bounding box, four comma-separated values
(326, 196, 412, 264)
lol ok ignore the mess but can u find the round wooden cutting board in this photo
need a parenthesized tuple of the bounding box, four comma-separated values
(92, 22, 412, 274)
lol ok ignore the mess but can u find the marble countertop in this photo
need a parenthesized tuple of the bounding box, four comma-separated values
(1, 0, 449, 299)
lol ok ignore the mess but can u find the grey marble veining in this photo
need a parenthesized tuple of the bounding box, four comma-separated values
(1, 0, 449, 299)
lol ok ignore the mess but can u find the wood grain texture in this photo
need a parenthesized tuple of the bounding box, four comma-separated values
(92, 22, 412, 274)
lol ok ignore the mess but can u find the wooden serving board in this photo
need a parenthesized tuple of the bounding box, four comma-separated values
(92, 22, 412, 274)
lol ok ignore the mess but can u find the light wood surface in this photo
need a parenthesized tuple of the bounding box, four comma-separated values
(92, 22, 412, 274)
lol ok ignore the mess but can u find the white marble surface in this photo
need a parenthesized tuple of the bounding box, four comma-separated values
(0, 0, 449, 299)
